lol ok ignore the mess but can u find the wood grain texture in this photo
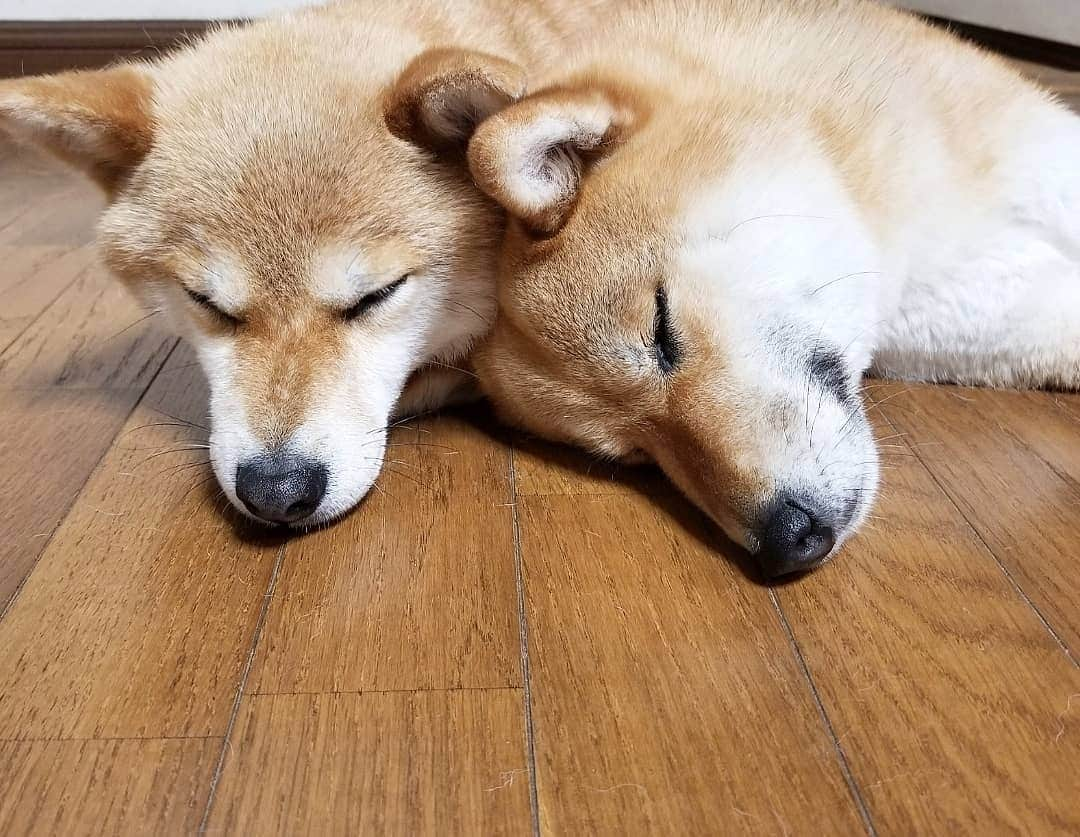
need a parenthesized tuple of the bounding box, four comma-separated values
(514, 487, 866, 834)
(247, 412, 521, 695)
(774, 406, 1080, 833)
(0, 52, 1078, 836)
(0, 738, 218, 836)
(4, 185, 103, 248)
(0, 348, 280, 740)
(878, 384, 1080, 650)
(206, 690, 531, 835)
(0, 155, 76, 236)
(0, 260, 173, 390)
(0, 162, 102, 247)
(0, 154, 174, 616)
(0, 389, 138, 609)
(512, 435, 673, 498)
(0, 246, 96, 352)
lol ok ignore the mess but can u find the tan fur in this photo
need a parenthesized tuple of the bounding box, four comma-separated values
(0, 64, 154, 192)
(468, 0, 1060, 543)
(0, 0, 617, 521)
(384, 47, 527, 150)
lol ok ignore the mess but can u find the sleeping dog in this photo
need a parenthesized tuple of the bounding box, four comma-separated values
(0, 0, 613, 526)
(466, 0, 1080, 576)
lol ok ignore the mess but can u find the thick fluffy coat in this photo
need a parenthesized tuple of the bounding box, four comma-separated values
(467, 0, 1080, 575)
(0, 0, 610, 526)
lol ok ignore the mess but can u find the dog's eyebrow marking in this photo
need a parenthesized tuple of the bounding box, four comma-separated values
(315, 249, 378, 305)
(808, 347, 852, 404)
(196, 252, 249, 314)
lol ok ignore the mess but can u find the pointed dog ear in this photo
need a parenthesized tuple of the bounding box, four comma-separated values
(384, 48, 527, 151)
(0, 63, 155, 193)
(467, 86, 635, 234)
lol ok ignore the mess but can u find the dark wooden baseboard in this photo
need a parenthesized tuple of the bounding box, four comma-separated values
(0, 20, 217, 78)
(924, 15, 1080, 71)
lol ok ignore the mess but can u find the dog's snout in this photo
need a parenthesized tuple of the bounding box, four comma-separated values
(758, 496, 836, 578)
(235, 453, 328, 525)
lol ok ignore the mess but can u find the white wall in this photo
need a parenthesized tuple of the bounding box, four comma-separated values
(0, 0, 319, 20)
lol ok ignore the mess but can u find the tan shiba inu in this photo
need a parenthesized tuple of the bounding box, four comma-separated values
(466, 0, 1080, 576)
(0, 0, 610, 527)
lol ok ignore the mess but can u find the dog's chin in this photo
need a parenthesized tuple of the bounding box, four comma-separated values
(289, 480, 380, 531)
(720, 459, 880, 567)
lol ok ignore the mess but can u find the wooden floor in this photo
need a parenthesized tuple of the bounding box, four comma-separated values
(1, 61, 1079, 836)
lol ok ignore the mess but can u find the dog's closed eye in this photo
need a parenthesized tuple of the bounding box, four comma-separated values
(653, 286, 681, 374)
(185, 287, 241, 326)
(342, 275, 409, 322)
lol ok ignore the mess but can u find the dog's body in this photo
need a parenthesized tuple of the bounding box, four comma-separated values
(467, 0, 1080, 575)
(0, 0, 611, 525)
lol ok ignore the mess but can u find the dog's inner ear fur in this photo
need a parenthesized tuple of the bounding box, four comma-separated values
(384, 47, 527, 151)
(467, 88, 631, 234)
(0, 64, 154, 194)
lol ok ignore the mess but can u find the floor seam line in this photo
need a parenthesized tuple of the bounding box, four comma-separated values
(242, 685, 522, 697)
(197, 540, 288, 833)
(769, 589, 877, 837)
(0, 336, 181, 622)
(877, 403, 1077, 667)
(510, 444, 542, 837)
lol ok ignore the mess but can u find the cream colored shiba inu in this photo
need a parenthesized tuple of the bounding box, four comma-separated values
(0, 0, 611, 527)
(467, 0, 1080, 576)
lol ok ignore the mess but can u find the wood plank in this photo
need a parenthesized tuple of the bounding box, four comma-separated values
(774, 404, 1080, 833)
(0, 260, 173, 391)
(0, 738, 217, 836)
(0, 346, 281, 740)
(0, 150, 74, 232)
(0, 50, 169, 79)
(0, 388, 141, 610)
(1046, 388, 1080, 424)
(1006, 389, 1080, 482)
(515, 489, 865, 834)
(0, 179, 65, 238)
(4, 176, 102, 248)
(512, 435, 673, 499)
(205, 690, 530, 835)
(0, 180, 100, 246)
(878, 384, 1080, 649)
(247, 410, 521, 694)
(1010, 58, 1080, 92)
(0, 245, 95, 352)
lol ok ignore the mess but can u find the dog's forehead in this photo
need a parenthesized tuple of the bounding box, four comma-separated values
(144, 76, 425, 234)
(136, 116, 432, 301)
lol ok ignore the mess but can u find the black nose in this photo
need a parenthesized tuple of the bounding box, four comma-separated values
(235, 453, 328, 525)
(758, 497, 836, 578)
